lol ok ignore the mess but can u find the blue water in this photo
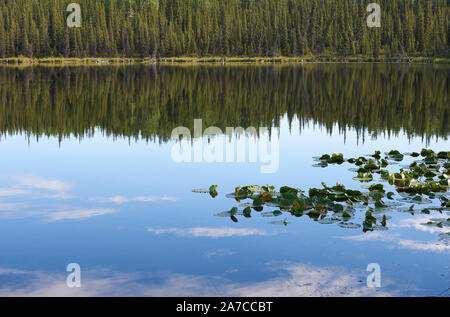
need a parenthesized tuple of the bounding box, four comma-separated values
(0, 63, 449, 297)
(0, 117, 448, 296)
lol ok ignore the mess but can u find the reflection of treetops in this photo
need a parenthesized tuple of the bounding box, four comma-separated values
(0, 64, 448, 142)
(195, 149, 449, 233)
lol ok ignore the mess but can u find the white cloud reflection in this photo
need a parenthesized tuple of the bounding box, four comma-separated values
(0, 188, 29, 197)
(338, 231, 450, 253)
(395, 215, 449, 235)
(0, 175, 177, 222)
(44, 208, 116, 222)
(0, 263, 394, 297)
(94, 195, 178, 204)
(13, 175, 71, 193)
(148, 227, 269, 238)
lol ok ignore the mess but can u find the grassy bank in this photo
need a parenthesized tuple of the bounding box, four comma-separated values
(1, 56, 449, 65)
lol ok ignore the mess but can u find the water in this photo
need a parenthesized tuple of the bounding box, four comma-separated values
(0, 64, 448, 296)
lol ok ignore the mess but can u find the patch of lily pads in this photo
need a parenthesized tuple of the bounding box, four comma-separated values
(193, 149, 449, 233)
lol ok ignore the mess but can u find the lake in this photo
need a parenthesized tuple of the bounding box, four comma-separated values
(0, 63, 448, 296)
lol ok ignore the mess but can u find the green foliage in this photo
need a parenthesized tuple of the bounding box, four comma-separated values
(0, 0, 447, 58)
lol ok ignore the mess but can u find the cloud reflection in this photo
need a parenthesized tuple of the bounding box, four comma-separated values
(93, 195, 178, 204)
(148, 227, 268, 238)
(13, 175, 71, 193)
(0, 263, 393, 297)
(0, 175, 177, 222)
(44, 208, 116, 222)
(338, 231, 450, 252)
(0, 188, 29, 197)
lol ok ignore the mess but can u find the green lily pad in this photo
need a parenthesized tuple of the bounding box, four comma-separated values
(338, 222, 361, 229)
(261, 210, 283, 217)
(243, 206, 252, 218)
(317, 218, 340, 224)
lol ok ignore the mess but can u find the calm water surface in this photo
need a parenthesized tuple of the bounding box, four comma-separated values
(0, 64, 449, 296)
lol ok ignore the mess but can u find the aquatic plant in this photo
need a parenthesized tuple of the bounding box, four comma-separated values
(197, 148, 448, 233)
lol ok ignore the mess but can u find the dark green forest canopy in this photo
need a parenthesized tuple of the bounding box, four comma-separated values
(0, 0, 448, 58)
(0, 64, 448, 142)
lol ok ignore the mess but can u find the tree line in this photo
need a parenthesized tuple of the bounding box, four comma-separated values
(0, 0, 448, 59)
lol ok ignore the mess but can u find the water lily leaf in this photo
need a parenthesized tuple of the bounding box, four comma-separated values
(363, 220, 375, 232)
(210, 191, 218, 198)
(280, 186, 300, 194)
(338, 222, 361, 229)
(421, 149, 435, 157)
(342, 211, 352, 218)
(307, 209, 321, 219)
(237, 188, 251, 198)
(370, 190, 385, 200)
(280, 191, 299, 201)
(273, 210, 283, 216)
(252, 197, 263, 207)
(209, 185, 218, 193)
(261, 210, 283, 217)
(375, 199, 386, 208)
(317, 218, 340, 224)
(402, 195, 432, 204)
(329, 203, 345, 213)
(387, 150, 404, 161)
(278, 198, 294, 209)
(353, 173, 373, 182)
(243, 206, 252, 218)
(265, 199, 280, 207)
(313, 161, 329, 168)
(214, 211, 232, 217)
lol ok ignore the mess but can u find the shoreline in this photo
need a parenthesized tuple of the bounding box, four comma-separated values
(1, 56, 449, 66)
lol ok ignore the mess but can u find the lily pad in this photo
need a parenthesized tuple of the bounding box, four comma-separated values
(261, 210, 283, 217)
(338, 222, 361, 229)
(317, 218, 340, 224)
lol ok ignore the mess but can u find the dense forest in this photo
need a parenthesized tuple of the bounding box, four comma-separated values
(0, 65, 448, 142)
(0, 0, 448, 58)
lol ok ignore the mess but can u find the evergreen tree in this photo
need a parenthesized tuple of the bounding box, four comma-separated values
(0, 0, 447, 58)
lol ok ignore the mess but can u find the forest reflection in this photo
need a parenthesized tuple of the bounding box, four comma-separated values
(0, 64, 448, 143)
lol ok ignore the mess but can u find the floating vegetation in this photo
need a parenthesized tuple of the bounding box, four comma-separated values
(198, 149, 448, 233)
(387, 150, 404, 162)
(193, 185, 219, 198)
(317, 153, 345, 165)
(338, 222, 361, 229)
